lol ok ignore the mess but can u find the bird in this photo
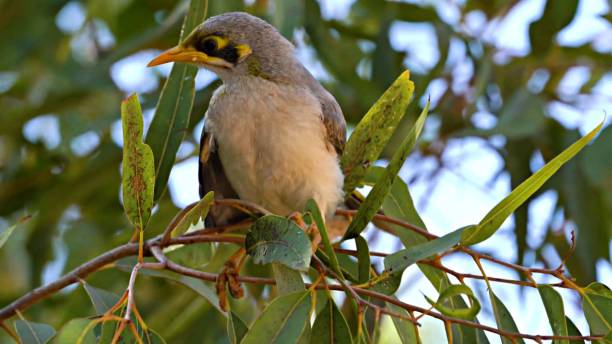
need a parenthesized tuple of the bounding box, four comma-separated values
(148, 12, 346, 227)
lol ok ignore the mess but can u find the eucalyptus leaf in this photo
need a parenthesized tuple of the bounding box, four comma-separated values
(82, 281, 121, 315)
(384, 226, 465, 275)
(0, 215, 30, 249)
(121, 94, 155, 229)
(461, 121, 603, 246)
(537, 285, 569, 344)
(489, 290, 525, 344)
(55, 318, 96, 344)
(311, 296, 353, 344)
(355, 235, 370, 283)
(145, 0, 208, 201)
(425, 284, 481, 320)
(245, 215, 312, 271)
(227, 311, 248, 344)
(387, 301, 420, 344)
(272, 262, 305, 295)
(305, 199, 343, 278)
(343, 99, 429, 240)
(341, 70, 415, 195)
(582, 282, 612, 338)
(241, 291, 312, 344)
(171, 191, 214, 238)
(14, 320, 56, 344)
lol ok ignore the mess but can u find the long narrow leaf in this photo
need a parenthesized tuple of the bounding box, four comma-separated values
(341, 70, 415, 195)
(343, 100, 429, 240)
(461, 121, 603, 245)
(145, 0, 208, 201)
(537, 285, 569, 344)
(489, 290, 525, 344)
(305, 199, 343, 278)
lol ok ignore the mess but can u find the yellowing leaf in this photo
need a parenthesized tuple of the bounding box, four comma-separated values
(121, 94, 155, 229)
(461, 121, 603, 246)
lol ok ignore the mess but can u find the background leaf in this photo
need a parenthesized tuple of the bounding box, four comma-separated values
(241, 291, 311, 344)
(14, 320, 56, 344)
(311, 295, 353, 344)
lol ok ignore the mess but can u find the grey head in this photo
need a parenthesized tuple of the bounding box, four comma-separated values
(179, 12, 301, 82)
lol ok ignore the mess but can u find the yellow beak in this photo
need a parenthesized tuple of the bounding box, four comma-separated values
(147, 45, 209, 67)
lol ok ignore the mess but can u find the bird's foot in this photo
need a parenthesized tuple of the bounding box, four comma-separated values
(216, 248, 246, 312)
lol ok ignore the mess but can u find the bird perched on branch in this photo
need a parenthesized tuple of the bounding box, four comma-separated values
(148, 12, 346, 226)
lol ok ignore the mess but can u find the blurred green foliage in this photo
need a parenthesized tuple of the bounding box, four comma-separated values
(0, 0, 611, 342)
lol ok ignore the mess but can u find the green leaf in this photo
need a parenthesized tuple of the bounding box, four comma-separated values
(387, 301, 420, 344)
(245, 215, 312, 271)
(566, 316, 585, 344)
(364, 166, 425, 229)
(82, 281, 121, 315)
(310, 295, 353, 344)
(272, 262, 305, 295)
(227, 311, 248, 344)
(273, 0, 303, 38)
(241, 291, 312, 344)
(0, 215, 30, 249)
(384, 227, 465, 275)
(537, 285, 569, 344)
(171, 191, 214, 238)
(583, 282, 612, 337)
(355, 236, 370, 283)
(55, 318, 96, 344)
(121, 94, 155, 229)
(529, 0, 579, 56)
(343, 99, 429, 240)
(145, 0, 208, 201)
(14, 320, 56, 344)
(489, 290, 525, 344)
(424, 284, 481, 320)
(461, 121, 603, 245)
(341, 70, 415, 195)
(305, 199, 343, 278)
(165, 242, 213, 268)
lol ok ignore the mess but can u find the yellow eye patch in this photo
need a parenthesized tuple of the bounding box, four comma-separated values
(206, 35, 229, 50)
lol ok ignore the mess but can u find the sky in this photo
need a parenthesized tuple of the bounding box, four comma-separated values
(21, 0, 612, 342)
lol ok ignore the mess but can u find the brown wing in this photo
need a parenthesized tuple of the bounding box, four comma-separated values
(199, 126, 244, 227)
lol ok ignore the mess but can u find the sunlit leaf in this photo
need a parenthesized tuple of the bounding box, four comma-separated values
(0, 215, 30, 249)
(305, 199, 342, 278)
(384, 226, 465, 275)
(341, 70, 415, 195)
(241, 291, 311, 344)
(121, 94, 155, 229)
(343, 99, 429, 240)
(55, 318, 96, 344)
(145, 0, 208, 201)
(245, 215, 312, 271)
(311, 295, 353, 344)
(272, 262, 304, 295)
(82, 281, 121, 315)
(537, 285, 569, 344)
(387, 301, 420, 344)
(425, 284, 481, 320)
(582, 282, 612, 338)
(14, 320, 55, 344)
(171, 191, 214, 238)
(227, 311, 248, 344)
(461, 121, 603, 246)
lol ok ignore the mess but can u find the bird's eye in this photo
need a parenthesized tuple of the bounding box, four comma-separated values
(199, 38, 217, 54)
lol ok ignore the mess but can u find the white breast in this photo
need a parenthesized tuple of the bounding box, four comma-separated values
(205, 77, 344, 218)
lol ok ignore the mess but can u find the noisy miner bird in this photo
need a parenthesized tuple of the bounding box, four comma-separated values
(148, 12, 346, 228)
